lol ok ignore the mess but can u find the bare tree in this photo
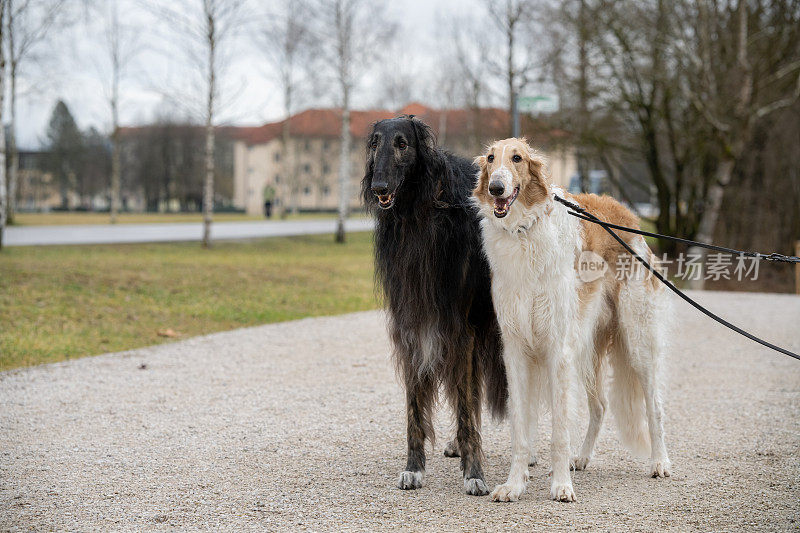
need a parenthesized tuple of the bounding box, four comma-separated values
(434, 16, 491, 153)
(6, 0, 66, 224)
(255, 0, 313, 217)
(0, 0, 7, 250)
(315, 0, 395, 243)
(152, 0, 246, 248)
(552, 0, 800, 278)
(543, 0, 594, 191)
(681, 0, 800, 288)
(201, 0, 217, 247)
(567, 0, 704, 248)
(108, 0, 121, 222)
(106, 0, 125, 222)
(93, 0, 139, 223)
(484, 0, 543, 135)
(375, 40, 421, 110)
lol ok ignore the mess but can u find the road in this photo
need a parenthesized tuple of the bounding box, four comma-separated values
(3, 218, 375, 246)
(1, 291, 799, 531)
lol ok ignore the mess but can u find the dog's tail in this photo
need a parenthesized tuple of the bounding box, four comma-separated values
(606, 352, 651, 458)
(477, 321, 508, 419)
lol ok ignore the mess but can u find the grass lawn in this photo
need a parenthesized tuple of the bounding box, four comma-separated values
(13, 211, 366, 226)
(0, 232, 377, 371)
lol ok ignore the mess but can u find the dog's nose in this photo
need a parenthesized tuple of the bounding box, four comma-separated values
(489, 180, 505, 197)
(372, 182, 389, 196)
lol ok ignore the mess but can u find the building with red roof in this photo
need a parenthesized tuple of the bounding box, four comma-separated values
(230, 103, 575, 215)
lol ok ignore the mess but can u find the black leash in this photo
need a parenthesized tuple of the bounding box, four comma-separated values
(564, 209, 800, 264)
(553, 194, 800, 361)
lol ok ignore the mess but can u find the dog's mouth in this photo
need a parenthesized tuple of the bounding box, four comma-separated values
(493, 187, 520, 218)
(377, 192, 396, 209)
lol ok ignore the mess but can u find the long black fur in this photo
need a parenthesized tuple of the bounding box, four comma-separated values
(362, 116, 507, 495)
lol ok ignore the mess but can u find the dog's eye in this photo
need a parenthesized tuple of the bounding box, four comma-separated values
(370, 140, 378, 149)
(398, 141, 407, 150)
(512, 154, 522, 163)
(487, 154, 494, 163)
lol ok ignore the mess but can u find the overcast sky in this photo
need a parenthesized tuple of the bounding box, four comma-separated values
(17, 0, 486, 149)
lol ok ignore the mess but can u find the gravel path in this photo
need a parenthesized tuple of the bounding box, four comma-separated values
(1, 291, 799, 531)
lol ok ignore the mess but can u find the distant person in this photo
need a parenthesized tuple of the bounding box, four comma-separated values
(263, 185, 276, 218)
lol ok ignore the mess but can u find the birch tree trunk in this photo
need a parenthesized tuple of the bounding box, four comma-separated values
(110, 0, 121, 223)
(333, 0, 352, 244)
(281, 99, 291, 218)
(111, 99, 121, 223)
(687, 159, 735, 289)
(335, 98, 350, 243)
(7, 1, 17, 224)
(0, 0, 7, 250)
(202, 3, 216, 249)
(281, 77, 294, 217)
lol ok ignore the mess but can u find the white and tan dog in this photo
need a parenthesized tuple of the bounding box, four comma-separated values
(473, 138, 671, 502)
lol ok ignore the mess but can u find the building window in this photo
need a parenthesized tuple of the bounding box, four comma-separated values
(323, 186, 330, 196)
(304, 186, 311, 195)
(304, 140, 311, 150)
(303, 163, 311, 173)
(323, 140, 330, 151)
(322, 163, 330, 174)
(275, 174, 281, 184)
(274, 152, 281, 162)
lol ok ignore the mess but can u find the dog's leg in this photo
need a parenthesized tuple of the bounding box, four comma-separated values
(618, 282, 671, 478)
(548, 343, 576, 502)
(527, 363, 541, 467)
(397, 374, 435, 490)
(456, 357, 490, 496)
(446, 337, 489, 495)
(573, 341, 608, 471)
(644, 300, 671, 478)
(623, 344, 671, 477)
(490, 340, 530, 502)
(639, 365, 670, 478)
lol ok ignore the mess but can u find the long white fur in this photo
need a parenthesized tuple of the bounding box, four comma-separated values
(476, 176, 672, 503)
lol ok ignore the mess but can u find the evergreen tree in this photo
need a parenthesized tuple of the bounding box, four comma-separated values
(44, 100, 84, 208)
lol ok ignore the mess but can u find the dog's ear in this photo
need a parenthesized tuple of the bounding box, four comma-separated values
(361, 123, 378, 209)
(473, 154, 488, 173)
(520, 145, 550, 206)
(522, 139, 546, 184)
(527, 152, 545, 183)
(472, 154, 490, 200)
(410, 117, 436, 157)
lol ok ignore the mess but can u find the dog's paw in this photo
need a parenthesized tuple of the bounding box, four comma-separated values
(528, 453, 538, 467)
(490, 482, 525, 502)
(571, 456, 590, 471)
(443, 440, 460, 458)
(397, 470, 424, 490)
(650, 459, 671, 478)
(550, 481, 576, 502)
(464, 477, 490, 496)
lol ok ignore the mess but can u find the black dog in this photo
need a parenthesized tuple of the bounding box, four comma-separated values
(362, 116, 507, 495)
